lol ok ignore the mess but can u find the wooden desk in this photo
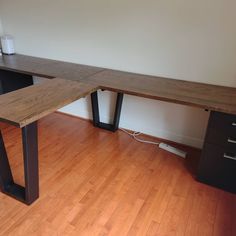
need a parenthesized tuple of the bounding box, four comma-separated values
(0, 78, 98, 127)
(0, 54, 235, 204)
(85, 69, 236, 115)
(0, 54, 104, 80)
(1, 54, 236, 115)
(0, 77, 97, 204)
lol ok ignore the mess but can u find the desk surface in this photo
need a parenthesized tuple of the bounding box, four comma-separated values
(0, 54, 236, 128)
(0, 54, 104, 80)
(0, 78, 98, 127)
(86, 69, 236, 115)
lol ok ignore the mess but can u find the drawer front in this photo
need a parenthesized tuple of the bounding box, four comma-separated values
(208, 111, 236, 130)
(206, 128, 236, 150)
(205, 111, 236, 147)
(198, 143, 236, 193)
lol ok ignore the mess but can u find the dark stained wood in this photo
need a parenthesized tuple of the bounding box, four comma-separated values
(0, 78, 98, 128)
(0, 54, 104, 80)
(86, 69, 236, 115)
(0, 54, 236, 116)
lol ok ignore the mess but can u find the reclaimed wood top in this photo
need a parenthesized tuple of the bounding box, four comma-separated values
(0, 78, 98, 127)
(0, 54, 236, 127)
(85, 70, 236, 115)
(0, 54, 104, 80)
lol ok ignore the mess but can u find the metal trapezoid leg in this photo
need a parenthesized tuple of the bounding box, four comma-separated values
(90, 91, 124, 132)
(22, 122, 39, 205)
(0, 122, 39, 205)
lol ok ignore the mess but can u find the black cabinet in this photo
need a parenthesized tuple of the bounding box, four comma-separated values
(198, 111, 236, 193)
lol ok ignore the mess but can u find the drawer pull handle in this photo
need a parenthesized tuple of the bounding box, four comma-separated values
(227, 138, 236, 144)
(232, 122, 236, 126)
(224, 153, 236, 161)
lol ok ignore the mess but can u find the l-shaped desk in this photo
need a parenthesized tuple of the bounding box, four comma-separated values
(0, 54, 235, 204)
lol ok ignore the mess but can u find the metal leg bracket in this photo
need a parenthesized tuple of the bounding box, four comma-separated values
(91, 91, 124, 132)
(0, 122, 39, 205)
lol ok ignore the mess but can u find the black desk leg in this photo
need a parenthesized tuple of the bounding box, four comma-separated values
(22, 122, 39, 204)
(0, 122, 39, 205)
(91, 91, 124, 132)
(0, 131, 14, 193)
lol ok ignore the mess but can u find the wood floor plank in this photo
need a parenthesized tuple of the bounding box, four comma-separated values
(213, 191, 236, 236)
(0, 112, 235, 236)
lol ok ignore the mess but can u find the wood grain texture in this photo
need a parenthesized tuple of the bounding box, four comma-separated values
(0, 78, 98, 127)
(0, 112, 235, 236)
(0, 54, 104, 80)
(86, 69, 236, 115)
(1, 54, 236, 121)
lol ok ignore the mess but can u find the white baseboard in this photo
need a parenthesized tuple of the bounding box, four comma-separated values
(58, 108, 204, 149)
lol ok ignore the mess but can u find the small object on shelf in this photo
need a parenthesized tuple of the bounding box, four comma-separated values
(0, 35, 15, 55)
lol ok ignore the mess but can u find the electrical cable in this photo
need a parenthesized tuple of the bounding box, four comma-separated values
(120, 128, 187, 158)
(120, 128, 160, 145)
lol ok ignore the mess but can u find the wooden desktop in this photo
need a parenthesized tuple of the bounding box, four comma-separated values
(0, 54, 235, 204)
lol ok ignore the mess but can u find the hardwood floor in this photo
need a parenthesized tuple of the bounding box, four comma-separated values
(0, 112, 235, 236)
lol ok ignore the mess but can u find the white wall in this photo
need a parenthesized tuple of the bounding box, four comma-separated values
(1, 0, 235, 147)
(0, 17, 3, 36)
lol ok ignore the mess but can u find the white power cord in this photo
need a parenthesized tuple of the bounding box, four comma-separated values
(120, 128, 187, 158)
(120, 128, 160, 145)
